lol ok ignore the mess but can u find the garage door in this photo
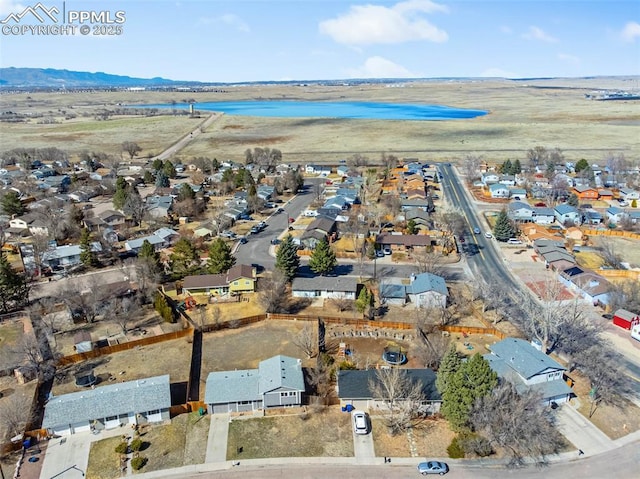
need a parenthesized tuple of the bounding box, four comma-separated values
(105, 416, 120, 429)
(147, 410, 162, 423)
(71, 421, 90, 433)
(52, 425, 71, 436)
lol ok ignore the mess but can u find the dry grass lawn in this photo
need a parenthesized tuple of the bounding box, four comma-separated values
(227, 407, 354, 459)
(575, 251, 605, 269)
(590, 235, 640, 268)
(0, 318, 25, 368)
(372, 416, 454, 458)
(86, 436, 124, 479)
(3, 78, 638, 165)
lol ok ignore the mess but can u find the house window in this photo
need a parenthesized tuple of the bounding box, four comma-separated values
(280, 391, 296, 397)
(234, 281, 238, 286)
(106, 415, 118, 421)
(148, 409, 160, 415)
(239, 400, 251, 405)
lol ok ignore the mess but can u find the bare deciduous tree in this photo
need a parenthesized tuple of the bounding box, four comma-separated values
(470, 382, 564, 468)
(414, 331, 450, 369)
(292, 322, 317, 359)
(413, 249, 444, 275)
(307, 356, 334, 406)
(329, 298, 353, 312)
(258, 272, 289, 313)
(460, 154, 482, 182)
(0, 393, 34, 441)
(596, 237, 624, 269)
(368, 368, 427, 435)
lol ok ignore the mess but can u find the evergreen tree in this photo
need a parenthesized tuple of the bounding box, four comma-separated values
(163, 160, 177, 179)
(0, 252, 29, 313)
(152, 159, 164, 171)
(355, 286, 372, 315)
(436, 344, 463, 394)
(275, 235, 300, 282)
(574, 159, 589, 173)
(143, 170, 155, 185)
(441, 353, 498, 431)
(0, 191, 26, 216)
(567, 193, 579, 208)
(493, 208, 516, 242)
(155, 170, 170, 188)
(79, 228, 98, 267)
(178, 183, 196, 201)
(139, 239, 161, 270)
(501, 159, 513, 175)
(169, 238, 200, 279)
(206, 238, 236, 274)
(308, 237, 337, 275)
(407, 219, 418, 235)
(512, 159, 522, 174)
(112, 176, 129, 210)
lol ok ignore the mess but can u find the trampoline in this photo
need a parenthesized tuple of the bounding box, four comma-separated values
(382, 347, 407, 365)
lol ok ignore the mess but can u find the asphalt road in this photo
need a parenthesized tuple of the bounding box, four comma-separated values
(160, 439, 640, 479)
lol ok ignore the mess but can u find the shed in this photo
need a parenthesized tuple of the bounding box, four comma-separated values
(613, 309, 640, 330)
(73, 331, 93, 353)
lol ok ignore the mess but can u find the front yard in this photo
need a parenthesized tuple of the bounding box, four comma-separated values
(227, 407, 354, 459)
(372, 416, 454, 458)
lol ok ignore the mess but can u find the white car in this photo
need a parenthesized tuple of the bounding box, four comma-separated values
(507, 238, 523, 245)
(352, 411, 369, 434)
(484, 232, 493, 239)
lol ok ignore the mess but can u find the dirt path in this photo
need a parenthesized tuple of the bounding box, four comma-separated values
(152, 112, 221, 161)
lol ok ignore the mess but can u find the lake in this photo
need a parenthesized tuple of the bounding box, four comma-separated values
(139, 100, 487, 121)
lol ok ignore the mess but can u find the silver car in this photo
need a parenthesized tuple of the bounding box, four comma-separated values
(417, 460, 449, 475)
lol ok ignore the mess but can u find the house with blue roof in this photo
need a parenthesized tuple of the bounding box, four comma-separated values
(485, 338, 573, 405)
(554, 204, 581, 225)
(41, 242, 102, 270)
(489, 183, 510, 198)
(42, 375, 171, 436)
(380, 272, 448, 308)
(606, 207, 627, 225)
(508, 201, 534, 222)
(205, 355, 305, 414)
(124, 228, 179, 253)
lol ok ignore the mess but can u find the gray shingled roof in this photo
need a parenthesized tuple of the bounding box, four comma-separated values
(337, 369, 440, 401)
(292, 276, 357, 293)
(42, 375, 171, 429)
(258, 355, 305, 394)
(488, 338, 565, 379)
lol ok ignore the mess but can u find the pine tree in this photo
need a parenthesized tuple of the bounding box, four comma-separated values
(308, 237, 337, 276)
(512, 159, 522, 174)
(155, 170, 170, 188)
(436, 344, 463, 394)
(206, 238, 236, 274)
(275, 235, 300, 282)
(139, 239, 161, 271)
(441, 353, 498, 431)
(79, 228, 98, 267)
(355, 287, 372, 315)
(407, 219, 417, 235)
(0, 252, 29, 313)
(501, 159, 513, 175)
(574, 159, 589, 173)
(143, 170, 155, 185)
(152, 159, 164, 171)
(169, 238, 200, 279)
(112, 176, 129, 210)
(493, 208, 516, 242)
(567, 193, 579, 207)
(163, 160, 177, 179)
(0, 191, 26, 216)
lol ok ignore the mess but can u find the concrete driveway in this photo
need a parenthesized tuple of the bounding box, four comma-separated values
(555, 402, 615, 457)
(352, 418, 376, 464)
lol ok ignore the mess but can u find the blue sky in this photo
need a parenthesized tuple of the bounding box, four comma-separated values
(1, 0, 639, 82)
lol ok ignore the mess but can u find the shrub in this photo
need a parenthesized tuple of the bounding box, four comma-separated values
(130, 438, 143, 452)
(131, 456, 147, 471)
(461, 433, 493, 457)
(447, 435, 465, 459)
(114, 442, 128, 454)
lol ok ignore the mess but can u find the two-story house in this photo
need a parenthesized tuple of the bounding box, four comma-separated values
(182, 264, 257, 296)
(572, 185, 599, 201)
(9, 213, 49, 236)
(485, 338, 573, 405)
(554, 204, 581, 225)
(205, 355, 305, 413)
(508, 201, 534, 223)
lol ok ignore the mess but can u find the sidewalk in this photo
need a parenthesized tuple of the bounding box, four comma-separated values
(204, 413, 230, 463)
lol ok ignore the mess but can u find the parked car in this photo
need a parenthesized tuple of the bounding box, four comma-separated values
(375, 249, 385, 258)
(271, 238, 280, 245)
(249, 226, 260, 234)
(220, 230, 236, 238)
(383, 246, 392, 255)
(507, 238, 523, 245)
(484, 232, 493, 239)
(257, 221, 267, 229)
(288, 217, 295, 223)
(276, 207, 285, 213)
(238, 237, 248, 244)
(417, 460, 449, 475)
(264, 202, 276, 208)
(473, 227, 481, 234)
(352, 411, 369, 435)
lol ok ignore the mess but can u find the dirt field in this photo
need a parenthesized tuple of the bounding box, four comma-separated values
(590, 235, 640, 269)
(0, 318, 26, 370)
(52, 336, 192, 396)
(0, 376, 38, 443)
(372, 416, 454, 458)
(3, 78, 638, 164)
(227, 407, 354, 459)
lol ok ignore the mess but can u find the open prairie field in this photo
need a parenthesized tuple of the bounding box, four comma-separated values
(2, 78, 639, 164)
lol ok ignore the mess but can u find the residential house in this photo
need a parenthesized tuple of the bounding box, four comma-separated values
(509, 188, 528, 200)
(336, 165, 350, 177)
(628, 211, 640, 224)
(533, 207, 556, 225)
(508, 201, 534, 223)
(182, 264, 257, 296)
(256, 185, 275, 201)
(404, 208, 432, 228)
(301, 216, 337, 249)
(193, 221, 217, 239)
(42, 375, 171, 436)
(400, 198, 431, 211)
(559, 266, 611, 305)
(42, 175, 71, 193)
(146, 195, 174, 219)
(305, 165, 332, 176)
(554, 204, 581, 225)
(291, 276, 358, 300)
(606, 207, 627, 225)
(98, 210, 126, 229)
(124, 228, 179, 253)
(619, 188, 639, 202)
(8, 213, 49, 236)
(481, 173, 500, 185)
(498, 175, 516, 187)
(337, 369, 441, 414)
(489, 183, 510, 198)
(535, 245, 576, 272)
(153, 227, 180, 246)
(597, 189, 614, 201)
(555, 174, 575, 188)
(485, 338, 573, 405)
(323, 195, 350, 211)
(573, 185, 599, 200)
(205, 355, 305, 414)
(376, 233, 433, 253)
(380, 272, 448, 308)
(582, 210, 603, 225)
(41, 242, 102, 270)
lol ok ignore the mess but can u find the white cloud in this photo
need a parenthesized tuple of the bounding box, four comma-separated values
(557, 52, 580, 65)
(347, 56, 417, 78)
(621, 21, 640, 42)
(198, 13, 250, 32)
(480, 67, 519, 78)
(522, 26, 557, 43)
(0, 0, 26, 16)
(319, 0, 448, 46)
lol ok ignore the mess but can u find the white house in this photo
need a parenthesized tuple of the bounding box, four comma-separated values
(606, 207, 627, 225)
(292, 276, 357, 300)
(8, 213, 49, 236)
(559, 266, 611, 306)
(554, 204, 581, 225)
(489, 183, 510, 198)
(508, 201, 534, 222)
(380, 272, 448, 308)
(42, 375, 171, 436)
(619, 188, 639, 201)
(481, 173, 499, 185)
(485, 338, 573, 405)
(532, 207, 556, 225)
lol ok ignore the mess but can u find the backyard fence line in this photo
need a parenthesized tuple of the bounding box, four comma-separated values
(266, 313, 415, 330)
(582, 228, 640, 240)
(56, 327, 194, 366)
(440, 324, 507, 339)
(597, 269, 640, 280)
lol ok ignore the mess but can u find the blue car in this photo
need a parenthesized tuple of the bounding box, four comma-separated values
(417, 461, 449, 475)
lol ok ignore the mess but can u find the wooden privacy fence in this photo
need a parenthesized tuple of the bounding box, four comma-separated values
(440, 324, 507, 339)
(200, 314, 267, 333)
(266, 313, 415, 330)
(597, 269, 640, 280)
(57, 327, 193, 366)
(582, 229, 640, 240)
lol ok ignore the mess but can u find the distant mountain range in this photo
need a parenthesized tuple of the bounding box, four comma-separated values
(0, 67, 197, 88)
